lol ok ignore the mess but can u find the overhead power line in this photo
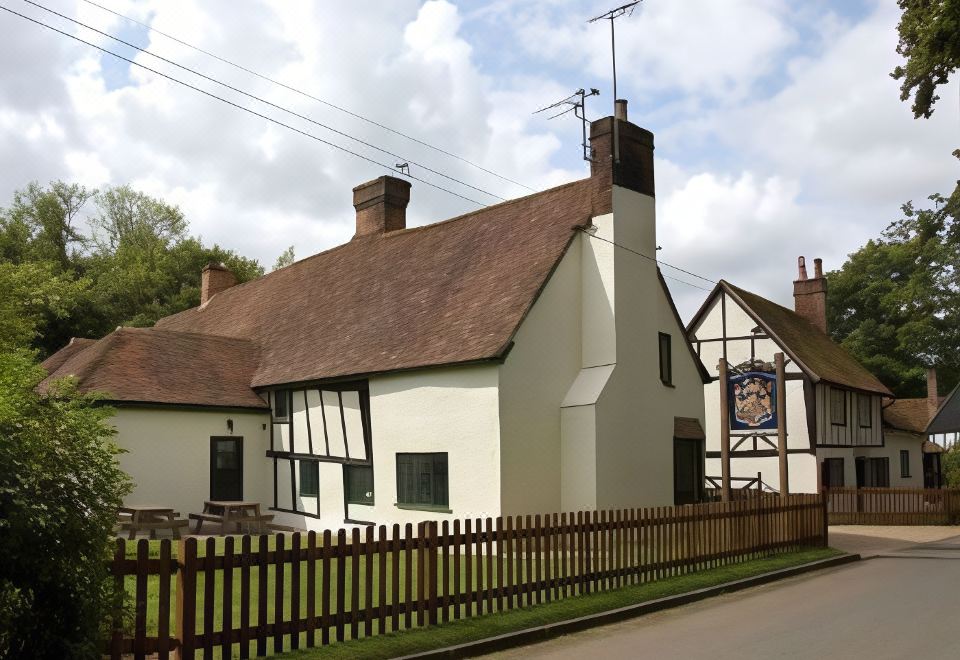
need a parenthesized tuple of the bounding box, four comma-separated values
(576, 227, 717, 291)
(78, 0, 538, 193)
(25, 0, 505, 203)
(0, 4, 489, 207)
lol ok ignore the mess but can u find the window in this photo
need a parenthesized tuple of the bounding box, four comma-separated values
(396, 453, 448, 509)
(822, 458, 844, 488)
(658, 332, 672, 385)
(345, 464, 374, 505)
(860, 457, 889, 487)
(900, 450, 911, 478)
(857, 393, 872, 428)
(830, 388, 846, 425)
(273, 390, 290, 422)
(299, 461, 319, 497)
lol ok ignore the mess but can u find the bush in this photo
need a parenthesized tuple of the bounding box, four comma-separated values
(0, 349, 131, 659)
(943, 447, 960, 489)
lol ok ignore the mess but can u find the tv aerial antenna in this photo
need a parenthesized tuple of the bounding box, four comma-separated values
(589, 1, 642, 164)
(533, 88, 600, 162)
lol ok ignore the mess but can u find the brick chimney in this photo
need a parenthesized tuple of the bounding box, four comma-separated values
(352, 175, 411, 238)
(201, 262, 237, 305)
(793, 256, 828, 334)
(928, 368, 940, 417)
(588, 99, 655, 202)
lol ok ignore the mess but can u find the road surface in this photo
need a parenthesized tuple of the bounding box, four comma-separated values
(488, 534, 960, 660)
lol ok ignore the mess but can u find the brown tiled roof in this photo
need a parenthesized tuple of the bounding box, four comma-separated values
(40, 327, 267, 409)
(883, 398, 940, 434)
(41, 337, 96, 374)
(721, 282, 893, 396)
(674, 416, 706, 440)
(155, 178, 600, 387)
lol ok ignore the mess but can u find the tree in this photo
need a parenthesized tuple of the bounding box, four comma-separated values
(827, 194, 960, 397)
(272, 245, 295, 271)
(0, 181, 94, 271)
(944, 447, 960, 487)
(0, 350, 131, 658)
(0, 261, 90, 350)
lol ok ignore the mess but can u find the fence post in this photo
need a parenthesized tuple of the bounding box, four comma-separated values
(820, 493, 829, 547)
(176, 537, 197, 660)
(428, 521, 439, 626)
(110, 538, 124, 660)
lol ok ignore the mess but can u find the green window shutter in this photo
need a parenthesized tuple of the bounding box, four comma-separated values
(299, 461, 319, 497)
(345, 465, 374, 504)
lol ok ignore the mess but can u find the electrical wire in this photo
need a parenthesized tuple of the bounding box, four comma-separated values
(0, 4, 489, 208)
(78, 0, 538, 193)
(576, 227, 717, 288)
(25, 0, 506, 202)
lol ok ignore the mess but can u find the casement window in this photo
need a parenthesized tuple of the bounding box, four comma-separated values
(396, 453, 448, 510)
(273, 390, 291, 422)
(900, 450, 911, 478)
(857, 393, 872, 428)
(822, 458, 844, 488)
(299, 461, 319, 497)
(830, 388, 846, 426)
(658, 332, 672, 385)
(862, 457, 890, 487)
(344, 464, 374, 505)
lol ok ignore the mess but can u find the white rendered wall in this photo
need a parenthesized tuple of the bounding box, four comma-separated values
(112, 408, 271, 517)
(817, 433, 925, 489)
(498, 239, 583, 516)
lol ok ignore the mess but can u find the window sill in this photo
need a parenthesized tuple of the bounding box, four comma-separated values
(395, 503, 453, 514)
(347, 501, 375, 507)
(661, 381, 676, 388)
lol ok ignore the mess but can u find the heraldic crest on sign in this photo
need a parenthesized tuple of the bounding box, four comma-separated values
(728, 370, 778, 430)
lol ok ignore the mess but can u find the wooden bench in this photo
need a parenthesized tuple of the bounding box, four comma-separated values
(118, 506, 189, 539)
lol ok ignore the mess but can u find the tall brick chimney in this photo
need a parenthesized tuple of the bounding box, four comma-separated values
(793, 256, 828, 334)
(928, 368, 940, 417)
(588, 99, 655, 201)
(353, 175, 411, 238)
(201, 262, 237, 305)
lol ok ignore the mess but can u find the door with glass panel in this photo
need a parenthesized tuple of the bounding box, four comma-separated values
(210, 437, 243, 501)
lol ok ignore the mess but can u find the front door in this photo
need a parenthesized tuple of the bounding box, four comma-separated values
(674, 438, 704, 505)
(210, 437, 243, 501)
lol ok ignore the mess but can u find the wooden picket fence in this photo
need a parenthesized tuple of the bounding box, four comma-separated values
(106, 494, 826, 659)
(825, 487, 960, 525)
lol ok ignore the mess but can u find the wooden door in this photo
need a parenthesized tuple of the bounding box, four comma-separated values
(674, 438, 704, 505)
(210, 437, 243, 501)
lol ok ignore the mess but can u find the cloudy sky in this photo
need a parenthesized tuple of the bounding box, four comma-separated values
(0, 0, 956, 319)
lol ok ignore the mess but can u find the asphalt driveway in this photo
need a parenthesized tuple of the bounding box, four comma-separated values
(488, 533, 960, 660)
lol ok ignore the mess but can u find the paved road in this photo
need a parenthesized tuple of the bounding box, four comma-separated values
(489, 534, 960, 660)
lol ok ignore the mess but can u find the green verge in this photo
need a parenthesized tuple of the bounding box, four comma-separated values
(279, 547, 844, 660)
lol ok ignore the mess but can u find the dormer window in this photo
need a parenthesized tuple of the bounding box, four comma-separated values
(273, 390, 290, 422)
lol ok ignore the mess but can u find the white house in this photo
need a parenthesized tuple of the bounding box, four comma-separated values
(41, 103, 708, 530)
(684, 258, 925, 494)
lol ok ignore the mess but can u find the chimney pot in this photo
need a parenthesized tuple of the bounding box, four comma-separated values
(614, 99, 628, 121)
(201, 262, 237, 305)
(353, 175, 411, 238)
(793, 256, 828, 334)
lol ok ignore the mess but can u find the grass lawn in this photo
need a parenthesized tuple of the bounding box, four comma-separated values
(277, 547, 843, 660)
(121, 540, 841, 658)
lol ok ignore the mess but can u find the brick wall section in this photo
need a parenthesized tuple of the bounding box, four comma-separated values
(589, 116, 655, 202)
(793, 257, 828, 334)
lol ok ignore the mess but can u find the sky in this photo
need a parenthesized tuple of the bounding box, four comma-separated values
(0, 0, 956, 320)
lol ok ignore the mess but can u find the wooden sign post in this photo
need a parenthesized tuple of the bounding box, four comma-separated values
(775, 352, 789, 496)
(718, 358, 731, 503)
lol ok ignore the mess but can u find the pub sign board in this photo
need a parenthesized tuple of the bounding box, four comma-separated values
(729, 371, 777, 431)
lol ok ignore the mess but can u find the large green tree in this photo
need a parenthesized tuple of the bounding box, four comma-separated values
(827, 194, 960, 397)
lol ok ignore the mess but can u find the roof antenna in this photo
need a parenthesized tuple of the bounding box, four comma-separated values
(589, 1, 642, 164)
(533, 88, 600, 162)
(394, 162, 410, 176)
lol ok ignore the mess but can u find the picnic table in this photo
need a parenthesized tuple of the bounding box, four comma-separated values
(117, 505, 189, 539)
(189, 501, 274, 535)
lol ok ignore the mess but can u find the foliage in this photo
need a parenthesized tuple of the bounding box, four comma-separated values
(0, 181, 264, 356)
(892, 0, 960, 120)
(273, 245, 295, 271)
(943, 447, 960, 488)
(826, 194, 960, 397)
(0, 348, 131, 658)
